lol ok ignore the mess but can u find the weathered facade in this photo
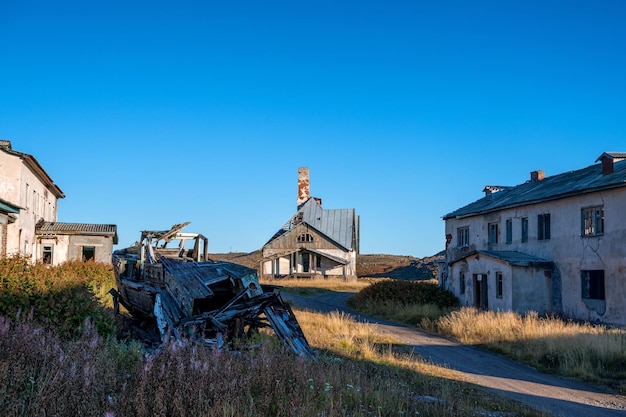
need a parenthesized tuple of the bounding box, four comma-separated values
(35, 221, 118, 265)
(0, 140, 64, 259)
(0, 140, 117, 264)
(261, 167, 360, 280)
(440, 152, 626, 325)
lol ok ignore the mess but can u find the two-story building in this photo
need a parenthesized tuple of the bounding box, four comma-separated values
(440, 152, 626, 325)
(0, 140, 117, 264)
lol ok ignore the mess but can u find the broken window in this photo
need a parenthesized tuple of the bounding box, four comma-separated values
(581, 270, 605, 300)
(582, 206, 604, 237)
(488, 223, 498, 244)
(538, 213, 551, 240)
(82, 246, 95, 261)
(496, 272, 503, 298)
(505, 219, 512, 244)
(457, 227, 469, 247)
(297, 233, 314, 243)
(521, 217, 528, 243)
(43, 245, 53, 264)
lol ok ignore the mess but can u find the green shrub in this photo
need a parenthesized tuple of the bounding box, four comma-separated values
(349, 279, 459, 309)
(0, 257, 118, 338)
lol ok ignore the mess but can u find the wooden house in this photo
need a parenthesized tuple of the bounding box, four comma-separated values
(261, 168, 359, 280)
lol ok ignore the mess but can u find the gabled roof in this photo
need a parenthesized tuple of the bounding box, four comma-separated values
(36, 222, 118, 243)
(265, 198, 356, 250)
(444, 156, 626, 220)
(0, 141, 65, 199)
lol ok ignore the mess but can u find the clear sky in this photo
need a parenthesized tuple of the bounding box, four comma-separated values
(1, 1, 625, 257)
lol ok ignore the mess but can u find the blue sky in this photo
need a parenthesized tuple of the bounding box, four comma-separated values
(1, 1, 625, 257)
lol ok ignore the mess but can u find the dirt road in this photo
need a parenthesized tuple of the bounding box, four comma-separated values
(282, 290, 626, 417)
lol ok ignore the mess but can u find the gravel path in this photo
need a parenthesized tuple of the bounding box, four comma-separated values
(281, 290, 626, 417)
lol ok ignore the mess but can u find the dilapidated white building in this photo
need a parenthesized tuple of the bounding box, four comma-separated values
(440, 152, 626, 325)
(0, 140, 117, 264)
(261, 168, 360, 280)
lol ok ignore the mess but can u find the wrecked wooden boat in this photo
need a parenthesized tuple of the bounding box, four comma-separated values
(110, 222, 315, 359)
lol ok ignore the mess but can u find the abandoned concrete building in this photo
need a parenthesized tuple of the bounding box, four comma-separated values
(439, 152, 626, 325)
(261, 167, 360, 280)
(0, 140, 117, 264)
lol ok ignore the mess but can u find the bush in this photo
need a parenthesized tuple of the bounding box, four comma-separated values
(0, 257, 118, 338)
(349, 279, 459, 309)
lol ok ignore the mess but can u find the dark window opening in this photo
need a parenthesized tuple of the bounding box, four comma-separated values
(43, 245, 53, 264)
(521, 217, 528, 243)
(316, 255, 321, 269)
(505, 219, 512, 244)
(82, 246, 95, 261)
(297, 233, 314, 243)
(496, 272, 503, 298)
(582, 270, 605, 300)
(460, 272, 465, 294)
(488, 223, 498, 244)
(538, 213, 551, 240)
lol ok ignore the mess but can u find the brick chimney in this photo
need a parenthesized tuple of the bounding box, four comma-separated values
(595, 152, 626, 175)
(530, 170, 545, 182)
(297, 167, 310, 208)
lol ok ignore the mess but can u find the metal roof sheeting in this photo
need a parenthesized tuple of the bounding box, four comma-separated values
(301, 199, 355, 250)
(444, 158, 626, 220)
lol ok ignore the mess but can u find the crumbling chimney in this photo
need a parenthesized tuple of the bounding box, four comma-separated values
(297, 167, 310, 208)
(530, 170, 545, 182)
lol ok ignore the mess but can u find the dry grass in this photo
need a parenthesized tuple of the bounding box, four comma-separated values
(260, 277, 374, 294)
(437, 308, 626, 390)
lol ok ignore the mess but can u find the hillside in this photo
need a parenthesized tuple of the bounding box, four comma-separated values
(209, 251, 444, 280)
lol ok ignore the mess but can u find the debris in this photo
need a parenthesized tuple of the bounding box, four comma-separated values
(111, 222, 315, 359)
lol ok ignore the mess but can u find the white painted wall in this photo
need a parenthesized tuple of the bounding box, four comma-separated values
(0, 151, 59, 259)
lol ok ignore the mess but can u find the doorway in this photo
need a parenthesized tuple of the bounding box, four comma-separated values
(473, 274, 488, 309)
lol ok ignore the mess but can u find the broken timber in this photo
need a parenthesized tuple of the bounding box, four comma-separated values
(111, 222, 315, 359)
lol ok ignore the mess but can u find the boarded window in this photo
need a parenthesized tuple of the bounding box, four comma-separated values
(581, 270, 605, 300)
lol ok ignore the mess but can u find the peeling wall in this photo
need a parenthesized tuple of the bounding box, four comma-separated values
(445, 188, 626, 324)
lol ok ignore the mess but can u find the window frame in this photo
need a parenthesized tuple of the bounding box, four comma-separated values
(457, 227, 469, 248)
(505, 219, 513, 244)
(581, 270, 605, 300)
(495, 272, 503, 299)
(488, 222, 499, 244)
(521, 217, 528, 243)
(460, 272, 466, 294)
(538, 213, 551, 241)
(42, 245, 53, 265)
(82, 246, 96, 261)
(581, 206, 604, 237)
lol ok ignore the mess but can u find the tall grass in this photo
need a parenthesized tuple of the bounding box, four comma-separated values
(0, 309, 545, 417)
(436, 308, 626, 390)
(0, 259, 547, 416)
